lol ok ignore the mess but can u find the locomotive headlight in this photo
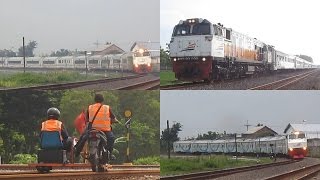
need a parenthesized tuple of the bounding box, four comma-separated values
(303, 147, 307, 150)
(139, 49, 144, 54)
(147, 63, 151, 67)
(173, 58, 177, 62)
(135, 64, 138, 68)
(202, 57, 206, 61)
(289, 148, 293, 151)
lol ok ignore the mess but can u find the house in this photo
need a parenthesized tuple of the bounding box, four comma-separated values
(242, 126, 278, 139)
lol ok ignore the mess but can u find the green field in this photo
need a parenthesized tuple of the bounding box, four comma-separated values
(160, 155, 273, 176)
(160, 70, 182, 86)
(0, 71, 105, 88)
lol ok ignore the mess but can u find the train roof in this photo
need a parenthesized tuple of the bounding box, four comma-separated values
(174, 136, 286, 144)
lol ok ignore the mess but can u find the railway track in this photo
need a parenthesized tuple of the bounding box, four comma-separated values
(248, 69, 318, 90)
(264, 164, 320, 180)
(0, 74, 159, 91)
(0, 164, 159, 171)
(115, 79, 160, 90)
(160, 82, 208, 90)
(0, 169, 160, 180)
(161, 160, 298, 180)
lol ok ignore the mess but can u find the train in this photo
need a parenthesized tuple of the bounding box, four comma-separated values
(173, 132, 307, 159)
(169, 18, 316, 81)
(0, 48, 153, 73)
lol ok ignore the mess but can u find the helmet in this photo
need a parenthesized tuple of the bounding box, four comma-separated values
(47, 107, 60, 119)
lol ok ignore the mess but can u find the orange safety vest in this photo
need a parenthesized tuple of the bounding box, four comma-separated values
(41, 119, 63, 140)
(88, 103, 111, 131)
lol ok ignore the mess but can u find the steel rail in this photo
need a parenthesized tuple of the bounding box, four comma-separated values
(161, 160, 298, 180)
(248, 69, 318, 90)
(114, 78, 160, 90)
(0, 169, 160, 180)
(263, 163, 320, 180)
(0, 75, 144, 92)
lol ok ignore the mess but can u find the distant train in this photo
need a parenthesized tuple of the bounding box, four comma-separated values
(0, 48, 153, 73)
(169, 18, 317, 81)
(173, 132, 307, 159)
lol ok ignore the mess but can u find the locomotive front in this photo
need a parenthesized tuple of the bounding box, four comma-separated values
(132, 49, 152, 73)
(287, 131, 307, 159)
(170, 18, 215, 82)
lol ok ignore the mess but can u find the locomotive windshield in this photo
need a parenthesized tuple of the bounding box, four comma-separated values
(173, 24, 191, 36)
(173, 22, 212, 36)
(134, 51, 150, 57)
(289, 133, 306, 139)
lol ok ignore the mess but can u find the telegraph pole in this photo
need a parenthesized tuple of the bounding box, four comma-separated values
(244, 120, 252, 131)
(167, 120, 170, 159)
(23, 37, 25, 73)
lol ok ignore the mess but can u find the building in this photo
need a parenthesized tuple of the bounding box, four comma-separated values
(242, 126, 278, 139)
(89, 44, 125, 55)
(284, 123, 320, 139)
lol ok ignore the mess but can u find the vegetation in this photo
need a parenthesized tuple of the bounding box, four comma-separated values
(133, 156, 160, 165)
(0, 90, 159, 164)
(160, 122, 182, 154)
(160, 155, 273, 176)
(160, 47, 171, 68)
(17, 40, 38, 57)
(297, 54, 313, 63)
(160, 71, 178, 86)
(0, 71, 103, 88)
(9, 154, 37, 164)
(50, 49, 72, 57)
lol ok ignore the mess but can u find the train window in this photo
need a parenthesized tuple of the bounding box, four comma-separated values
(173, 24, 190, 36)
(75, 60, 85, 64)
(89, 60, 98, 64)
(192, 23, 211, 35)
(27, 61, 39, 64)
(8, 61, 21, 64)
(226, 29, 231, 40)
(43, 61, 55, 64)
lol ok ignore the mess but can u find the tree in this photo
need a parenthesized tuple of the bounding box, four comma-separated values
(18, 40, 38, 57)
(160, 122, 182, 153)
(50, 49, 72, 57)
(196, 131, 219, 140)
(0, 49, 16, 57)
(160, 46, 171, 69)
(297, 55, 313, 63)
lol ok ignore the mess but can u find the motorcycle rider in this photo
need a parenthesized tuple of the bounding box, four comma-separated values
(40, 107, 72, 152)
(75, 94, 119, 160)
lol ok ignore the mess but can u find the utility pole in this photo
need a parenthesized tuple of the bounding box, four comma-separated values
(235, 133, 237, 160)
(244, 120, 252, 131)
(167, 120, 170, 159)
(23, 37, 25, 73)
(84, 51, 88, 77)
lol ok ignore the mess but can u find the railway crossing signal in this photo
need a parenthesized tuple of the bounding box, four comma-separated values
(124, 109, 132, 164)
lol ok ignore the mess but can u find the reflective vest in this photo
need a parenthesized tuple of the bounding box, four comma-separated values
(41, 119, 63, 140)
(88, 103, 111, 131)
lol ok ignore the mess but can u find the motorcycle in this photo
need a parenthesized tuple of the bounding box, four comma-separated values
(88, 128, 109, 172)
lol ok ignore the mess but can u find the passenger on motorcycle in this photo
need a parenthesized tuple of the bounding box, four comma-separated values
(40, 107, 72, 152)
(75, 94, 119, 160)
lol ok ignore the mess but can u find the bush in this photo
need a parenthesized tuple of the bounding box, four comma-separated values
(9, 154, 37, 164)
(133, 156, 160, 165)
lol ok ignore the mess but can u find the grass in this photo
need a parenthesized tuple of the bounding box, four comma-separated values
(133, 156, 160, 165)
(160, 70, 179, 86)
(160, 155, 273, 176)
(0, 71, 106, 88)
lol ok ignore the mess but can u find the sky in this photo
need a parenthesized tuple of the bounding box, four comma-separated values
(160, 91, 320, 139)
(0, 0, 159, 55)
(160, 0, 320, 64)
